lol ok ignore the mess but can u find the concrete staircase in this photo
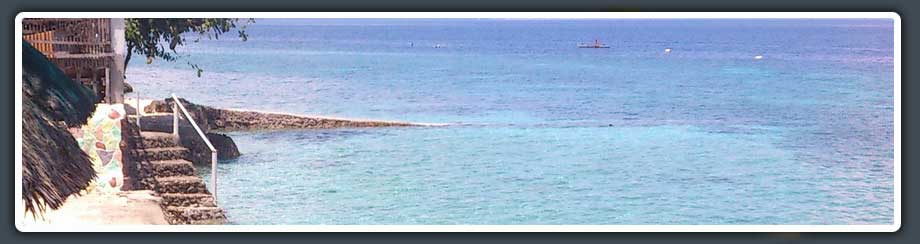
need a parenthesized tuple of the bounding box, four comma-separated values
(131, 131, 227, 225)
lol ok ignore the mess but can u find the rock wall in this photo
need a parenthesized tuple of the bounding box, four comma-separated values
(71, 104, 128, 193)
(121, 116, 154, 191)
(171, 130, 240, 165)
(144, 98, 210, 131)
(208, 108, 416, 130)
(145, 98, 416, 131)
(143, 97, 417, 165)
(143, 98, 240, 164)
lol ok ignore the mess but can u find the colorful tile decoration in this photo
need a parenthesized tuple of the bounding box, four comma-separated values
(73, 104, 125, 194)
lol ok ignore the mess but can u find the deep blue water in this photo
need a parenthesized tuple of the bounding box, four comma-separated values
(126, 19, 895, 225)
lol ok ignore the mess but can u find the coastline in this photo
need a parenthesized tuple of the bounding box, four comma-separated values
(120, 96, 437, 224)
(214, 107, 451, 128)
(138, 97, 441, 132)
(129, 98, 448, 129)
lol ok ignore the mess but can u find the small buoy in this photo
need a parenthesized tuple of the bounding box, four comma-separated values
(754, 55, 764, 60)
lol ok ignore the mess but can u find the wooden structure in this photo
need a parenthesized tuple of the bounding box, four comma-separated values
(22, 18, 126, 104)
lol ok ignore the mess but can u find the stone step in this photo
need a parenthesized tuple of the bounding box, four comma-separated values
(150, 159, 196, 177)
(160, 193, 217, 207)
(136, 131, 180, 148)
(155, 176, 209, 194)
(133, 147, 188, 161)
(163, 206, 226, 225)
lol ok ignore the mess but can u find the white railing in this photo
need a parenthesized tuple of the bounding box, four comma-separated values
(135, 90, 141, 128)
(170, 93, 219, 200)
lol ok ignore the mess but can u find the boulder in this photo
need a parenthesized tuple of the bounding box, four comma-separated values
(143, 98, 210, 133)
(206, 133, 241, 160)
(144, 100, 170, 114)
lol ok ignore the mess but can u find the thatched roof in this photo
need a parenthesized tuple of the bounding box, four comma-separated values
(21, 40, 98, 216)
(22, 40, 98, 126)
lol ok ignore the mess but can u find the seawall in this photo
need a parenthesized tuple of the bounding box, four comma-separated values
(143, 98, 418, 132)
(137, 98, 423, 166)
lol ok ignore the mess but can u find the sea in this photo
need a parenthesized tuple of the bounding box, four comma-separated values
(125, 18, 895, 225)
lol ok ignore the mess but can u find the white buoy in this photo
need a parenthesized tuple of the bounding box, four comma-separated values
(664, 48, 672, 54)
(754, 55, 764, 60)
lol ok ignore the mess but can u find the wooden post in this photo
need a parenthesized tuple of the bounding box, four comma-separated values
(104, 68, 111, 103)
(108, 18, 127, 104)
(75, 69, 83, 90)
(92, 69, 100, 100)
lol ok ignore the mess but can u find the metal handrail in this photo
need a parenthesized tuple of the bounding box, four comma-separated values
(170, 93, 218, 200)
(135, 90, 141, 128)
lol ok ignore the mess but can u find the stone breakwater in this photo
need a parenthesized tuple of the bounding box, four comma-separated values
(207, 108, 417, 131)
(141, 97, 421, 165)
(144, 98, 417, 131)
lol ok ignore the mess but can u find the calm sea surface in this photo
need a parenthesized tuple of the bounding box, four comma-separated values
(126, 19, 895, 224)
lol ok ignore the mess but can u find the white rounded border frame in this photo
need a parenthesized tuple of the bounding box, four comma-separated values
(13, 12, 901, 232)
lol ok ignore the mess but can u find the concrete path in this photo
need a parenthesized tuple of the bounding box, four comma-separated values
(20, 190, 167, 227)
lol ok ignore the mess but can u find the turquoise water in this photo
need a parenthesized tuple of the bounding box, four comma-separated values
(127, 19, 895, 224)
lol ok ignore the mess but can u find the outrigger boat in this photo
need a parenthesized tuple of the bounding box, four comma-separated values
(578, 39, 610, 48)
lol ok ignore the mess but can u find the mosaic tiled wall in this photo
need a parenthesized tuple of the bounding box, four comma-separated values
(73, 104, 125, 193)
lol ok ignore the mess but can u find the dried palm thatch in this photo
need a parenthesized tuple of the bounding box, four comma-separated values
(22, 40, 98, 126)
(21, 40, 98, 216)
